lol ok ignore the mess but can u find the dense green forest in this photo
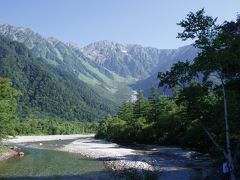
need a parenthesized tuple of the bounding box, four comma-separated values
(15, 118, 97, 135)
(0, 77, 19, 140)
(0, 35, 118, 121)
(96, 87, 219, 152)
(96, 10, 240, 178)
(0, 77, 97, 142)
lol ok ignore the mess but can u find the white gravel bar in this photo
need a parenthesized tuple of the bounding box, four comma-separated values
(4, 134, 155, 173)
(58, 135, 155, 172)
(3, 134, 92, 143)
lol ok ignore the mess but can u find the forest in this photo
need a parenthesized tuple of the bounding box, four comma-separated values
(96, 9, 240, 177)
(0, 35, 108, 142)
(0, 77, 97, 140)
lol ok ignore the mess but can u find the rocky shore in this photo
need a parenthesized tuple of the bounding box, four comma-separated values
(57, 135, 216, 179)
(0, 148, 18, 161)
(59, 136, 156, 173)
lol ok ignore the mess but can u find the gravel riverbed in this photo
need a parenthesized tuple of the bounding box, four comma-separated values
(3, 134, 218, 179)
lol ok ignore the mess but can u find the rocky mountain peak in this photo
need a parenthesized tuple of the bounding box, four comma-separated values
(66, 41, 79, 50)
(0, 24, 199, 84)
(47, 37, 61, 45)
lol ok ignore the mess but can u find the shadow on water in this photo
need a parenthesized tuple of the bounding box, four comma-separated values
(0, 172, 122, 180)
(0, 171, 158, 180)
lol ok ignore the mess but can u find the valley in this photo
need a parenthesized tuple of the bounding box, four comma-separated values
(0, 3, 239, 179)
(0, 24, 199, 120)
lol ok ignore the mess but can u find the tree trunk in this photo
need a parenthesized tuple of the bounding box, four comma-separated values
(220, 77, 236, 180)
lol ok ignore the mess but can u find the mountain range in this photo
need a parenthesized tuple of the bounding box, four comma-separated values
(0, 24, 199, 120)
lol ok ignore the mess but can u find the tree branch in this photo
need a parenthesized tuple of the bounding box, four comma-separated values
(202, 126, 228, 159)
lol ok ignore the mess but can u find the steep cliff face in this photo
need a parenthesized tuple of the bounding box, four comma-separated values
(81, 40, 198, 78)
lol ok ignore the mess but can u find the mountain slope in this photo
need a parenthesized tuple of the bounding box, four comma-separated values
(0, 24, 136, 101)
(131, 45, 200, 96)
(81, 41, 199, 96)
(82, 41, 199, 78)
(81, 40, 168, 78)
(0, 24, 200, 99)
(0, 35, 117, 120)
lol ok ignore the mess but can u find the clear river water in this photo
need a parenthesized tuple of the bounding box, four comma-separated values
(0, 139, 219, 180)
(0, 140, 123, 180)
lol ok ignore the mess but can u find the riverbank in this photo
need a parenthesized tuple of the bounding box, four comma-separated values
(59, 136, 155, 173)
(1, 134, 93, 163)
(0, 146, 18, 161)
(58, 136, 218, 178)
(3, 135, 218, 179)
(4, 135, 154, 172)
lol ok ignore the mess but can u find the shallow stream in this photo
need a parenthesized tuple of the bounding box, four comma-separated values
(0, 139, 117, 179)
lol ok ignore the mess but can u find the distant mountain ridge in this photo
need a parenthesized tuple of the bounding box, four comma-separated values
(131, 45, 200, 96)
(81, 40, 199, 96)
(0, 24, 116, 86)
(0, 24, 199, 99)
(81, 40, 199, 78)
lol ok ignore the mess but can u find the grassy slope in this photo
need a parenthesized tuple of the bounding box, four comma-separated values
(77, 59, 138, 104)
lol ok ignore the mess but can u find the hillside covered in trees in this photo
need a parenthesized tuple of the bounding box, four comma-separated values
(0, 76, 97, 143)
(0, 35, 118, 121)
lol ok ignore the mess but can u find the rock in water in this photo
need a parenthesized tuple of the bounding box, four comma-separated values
(18, 152, 24, 156)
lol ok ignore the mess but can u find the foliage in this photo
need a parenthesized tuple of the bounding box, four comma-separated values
(15, 118, 97, 135)
(96, 12, 240, 169)
(96, 89, 188, 146)
(158, 61, 194, 89)
(159, 9, 240, 177)
(0, 77, 19, 140)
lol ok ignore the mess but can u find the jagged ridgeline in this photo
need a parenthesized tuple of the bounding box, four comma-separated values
(0, 35, 118, 120)
(0, 24, 201, 121)
(0, 24, 200, 98)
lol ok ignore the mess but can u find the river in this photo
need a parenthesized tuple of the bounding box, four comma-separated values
(0, 136, 219, 180)
(0, 140, 120, 179)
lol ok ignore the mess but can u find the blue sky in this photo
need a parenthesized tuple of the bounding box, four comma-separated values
(0, 0, 239, 49)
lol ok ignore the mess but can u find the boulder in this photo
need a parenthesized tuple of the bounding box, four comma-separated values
(18, 152, 24, 156)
